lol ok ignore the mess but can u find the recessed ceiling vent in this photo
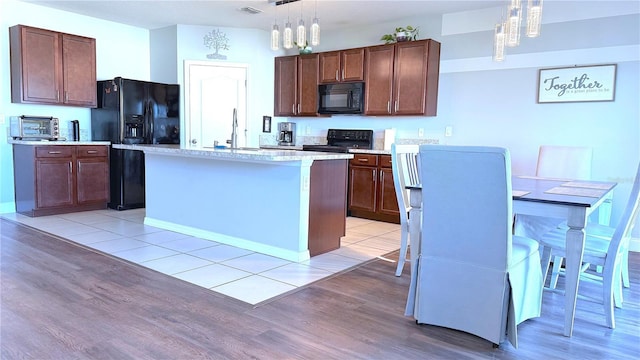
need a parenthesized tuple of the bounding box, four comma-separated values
(240, 6, 262, 15)
(269, 0, 301, 6)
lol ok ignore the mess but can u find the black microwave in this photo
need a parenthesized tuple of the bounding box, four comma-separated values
(318, 82, 364, 114)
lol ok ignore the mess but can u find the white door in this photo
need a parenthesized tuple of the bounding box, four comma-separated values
(185, 61, 247, 148)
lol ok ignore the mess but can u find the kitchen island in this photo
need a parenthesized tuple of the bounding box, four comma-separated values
(113, 144, 353, 261)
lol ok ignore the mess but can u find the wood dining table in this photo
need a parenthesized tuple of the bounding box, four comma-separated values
(405, 175, 617, 337)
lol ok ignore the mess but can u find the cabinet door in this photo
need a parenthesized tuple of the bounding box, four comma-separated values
(364, 44, 394, 115)
(77, 146, 109, 204)
(378, 167, 400, 216)
(318, 51, 340, 83)
(297, 54, 319, 116)
(36, 159, 74, 208)
(349, 166, 377, 212)
(341, 48, 365, 82)
(10, 26, 62, 104)
(393, 40, 430, 115)
(274, 56, 298, 116)
(62, 34, 97, 107)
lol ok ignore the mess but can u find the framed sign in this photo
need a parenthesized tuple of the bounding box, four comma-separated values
(262, 116, 271, 133)
(537, 64, 616, 103)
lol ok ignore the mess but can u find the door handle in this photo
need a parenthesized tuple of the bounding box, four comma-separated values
(191, 139, 198, 144)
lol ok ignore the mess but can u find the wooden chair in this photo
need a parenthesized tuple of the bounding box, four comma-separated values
(390, 143, 420, 276)
(539, 162, 640, 329)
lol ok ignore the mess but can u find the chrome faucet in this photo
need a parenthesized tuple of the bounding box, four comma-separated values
(227, 108, 238, 149)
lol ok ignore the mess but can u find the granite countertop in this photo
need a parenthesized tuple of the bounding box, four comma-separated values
(113, 144, 354, 162)
(9, 139, 111, 146)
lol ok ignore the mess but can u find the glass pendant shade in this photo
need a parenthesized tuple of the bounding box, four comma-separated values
(271, 24, 280, 51)
(526, 0, 543, 37)
(297, 19, 306, 47)
(493, 22, 506, 62)
(310, 18, 320, 46)
(283, 22, 293, 49)
(505, 6, 522, 47)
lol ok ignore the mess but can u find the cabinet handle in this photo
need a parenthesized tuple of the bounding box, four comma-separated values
(48, 151, 61, 154)
(387, 101, 391, 114)
(292, 104, 296, 114)
(342, 69, 345, 80)
(358, 158, 369, 162)
(65, 91, 69, 102)
(56, 91, 60, 102)
(298, 104, 301, 114)
(395, 100, 399, 112)
(87, 150, 98, 154)
(69, 161, 73, 174)
(335, 70, 339, 81)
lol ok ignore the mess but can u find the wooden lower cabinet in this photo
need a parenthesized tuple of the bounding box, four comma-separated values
(308, 159, 349, 256)
(348, 154, 400, 223)
(13, 144, 109, 216)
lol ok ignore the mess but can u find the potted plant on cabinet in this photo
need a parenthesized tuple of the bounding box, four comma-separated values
(381, 25, 419, 44)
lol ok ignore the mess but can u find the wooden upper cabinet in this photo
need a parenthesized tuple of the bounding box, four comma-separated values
(319, 48, 365, 83)
(297, 54, 319, 116)
(274, 56, 298, 116)
(393, 40, 440, 116)
(364, 39, 441, 116)
(9, 25, 97, 108)
(274, 54, 319, 116)
(62, 33, 97, 107)
(364, 44, 395, 115)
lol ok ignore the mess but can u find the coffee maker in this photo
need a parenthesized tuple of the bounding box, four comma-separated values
(278, 122, 296, 146)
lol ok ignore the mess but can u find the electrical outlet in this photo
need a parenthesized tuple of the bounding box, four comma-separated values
(418, 128, 424, 137)
(305, 126, 311, 135)
(445, 126, 453, 137)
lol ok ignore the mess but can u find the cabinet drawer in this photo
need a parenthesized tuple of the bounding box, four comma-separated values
(379, 155, 392, 168)
(77, 145, 108, 157)
(35, 146, 74, 158)
(350, 154, 378, 167)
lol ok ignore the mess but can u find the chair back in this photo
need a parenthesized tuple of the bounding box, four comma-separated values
(536, 145, 593, 180)
(390, 143, 420, 225)
(606, 163, 640, 271)
(419, 145, 512, 270)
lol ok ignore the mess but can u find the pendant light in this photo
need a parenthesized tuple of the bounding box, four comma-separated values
(270, 4, 280, 51)
(271, 24, 280, 51)
(526, 0, 543, 37)
(283, 3, 293, 49)
(310, 0, 320, 46)
(296, 0, 305, 47)
(505, 0, 522, 47)
(493, 22, 506, 62)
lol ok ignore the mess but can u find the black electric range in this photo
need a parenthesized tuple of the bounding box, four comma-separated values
(302, 129, 373, 153)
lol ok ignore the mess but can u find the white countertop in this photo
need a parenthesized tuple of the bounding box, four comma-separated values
(9, 139, 111, 146)
(113, 144, 354, 162)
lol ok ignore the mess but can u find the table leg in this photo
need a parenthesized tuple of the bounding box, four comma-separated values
(404, 188, 422, 316)
(563, 208, 588, 337)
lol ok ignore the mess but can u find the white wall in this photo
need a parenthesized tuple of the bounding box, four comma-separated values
(0, 0, 151, 212)
(281, 6, 639, 239)
(1, 1, 638, 243)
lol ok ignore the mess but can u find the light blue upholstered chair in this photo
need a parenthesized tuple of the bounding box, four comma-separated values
(411, 145, 543, 348)
(390, 143, 420, 276)
(538, 162, 639, 329)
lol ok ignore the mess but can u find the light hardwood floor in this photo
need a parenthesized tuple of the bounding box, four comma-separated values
(1, 218, 639, 359)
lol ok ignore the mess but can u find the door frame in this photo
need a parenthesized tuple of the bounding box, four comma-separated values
(183, 60, 249, 148)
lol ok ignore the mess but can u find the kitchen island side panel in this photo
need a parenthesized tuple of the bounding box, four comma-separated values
(143, 152, 312, 261)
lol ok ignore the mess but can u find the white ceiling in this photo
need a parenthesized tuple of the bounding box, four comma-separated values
(21, 0, 508, 31)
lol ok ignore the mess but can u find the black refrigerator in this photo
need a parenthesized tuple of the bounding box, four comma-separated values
(91, 77, 180, 210)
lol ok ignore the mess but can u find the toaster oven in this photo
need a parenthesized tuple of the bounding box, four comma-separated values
(10, 115, 60, 140)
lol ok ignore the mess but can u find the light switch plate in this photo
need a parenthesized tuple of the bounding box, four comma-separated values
(445, 126, 453, 137)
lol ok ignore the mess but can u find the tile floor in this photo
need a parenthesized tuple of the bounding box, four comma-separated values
(1, 209, 402, 305)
